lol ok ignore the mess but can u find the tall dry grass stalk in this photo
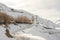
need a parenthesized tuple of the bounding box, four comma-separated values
(0, 12, 34, 25)
(0, 12, 15, 24)
(15, 16, 33, 24)
(0, 12, 16, 28)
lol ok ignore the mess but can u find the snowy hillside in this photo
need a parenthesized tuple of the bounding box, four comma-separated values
(0, 3, 60, 40)
(55, 19, 60, 25)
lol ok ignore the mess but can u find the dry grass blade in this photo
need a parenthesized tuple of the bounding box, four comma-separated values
(15, 16, 33, 24)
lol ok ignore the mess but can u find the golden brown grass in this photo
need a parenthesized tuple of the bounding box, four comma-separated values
(0, 12, 33, 25)
(0, 12, 14, 24)
(0, 12, 16, 28)
(15, 16, 33, 24)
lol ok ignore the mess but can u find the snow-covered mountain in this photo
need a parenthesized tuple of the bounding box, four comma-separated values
(0, 3, 60, 40)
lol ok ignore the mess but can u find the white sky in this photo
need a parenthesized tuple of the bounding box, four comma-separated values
(0, 0, 60, 22)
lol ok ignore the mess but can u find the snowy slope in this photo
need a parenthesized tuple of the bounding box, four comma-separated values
(0, 3, 60, 40)
(55, 19, 60, 25)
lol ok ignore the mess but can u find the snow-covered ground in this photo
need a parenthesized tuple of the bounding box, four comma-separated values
(0, 3, 60, 40)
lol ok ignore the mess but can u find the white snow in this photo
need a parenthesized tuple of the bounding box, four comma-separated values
(0, 3, 60, 40)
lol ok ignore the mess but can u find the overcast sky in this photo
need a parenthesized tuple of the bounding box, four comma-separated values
(0, 0, 60, 22)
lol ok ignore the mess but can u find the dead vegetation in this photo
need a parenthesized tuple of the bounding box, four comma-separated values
(0, 12, 17, 28)
(15, 16, 33, 24)
(0, 12, 34, 38)
(0, 12, 14, 38)
(0, 12, 15, 28)
(0, 11, 34, 25)
(0, 12, 15, 24)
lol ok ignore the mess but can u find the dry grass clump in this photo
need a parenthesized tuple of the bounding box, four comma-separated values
(0, 12, 34, 25)
(15, 16, 33, 24)
(0, 12, 14, 24)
